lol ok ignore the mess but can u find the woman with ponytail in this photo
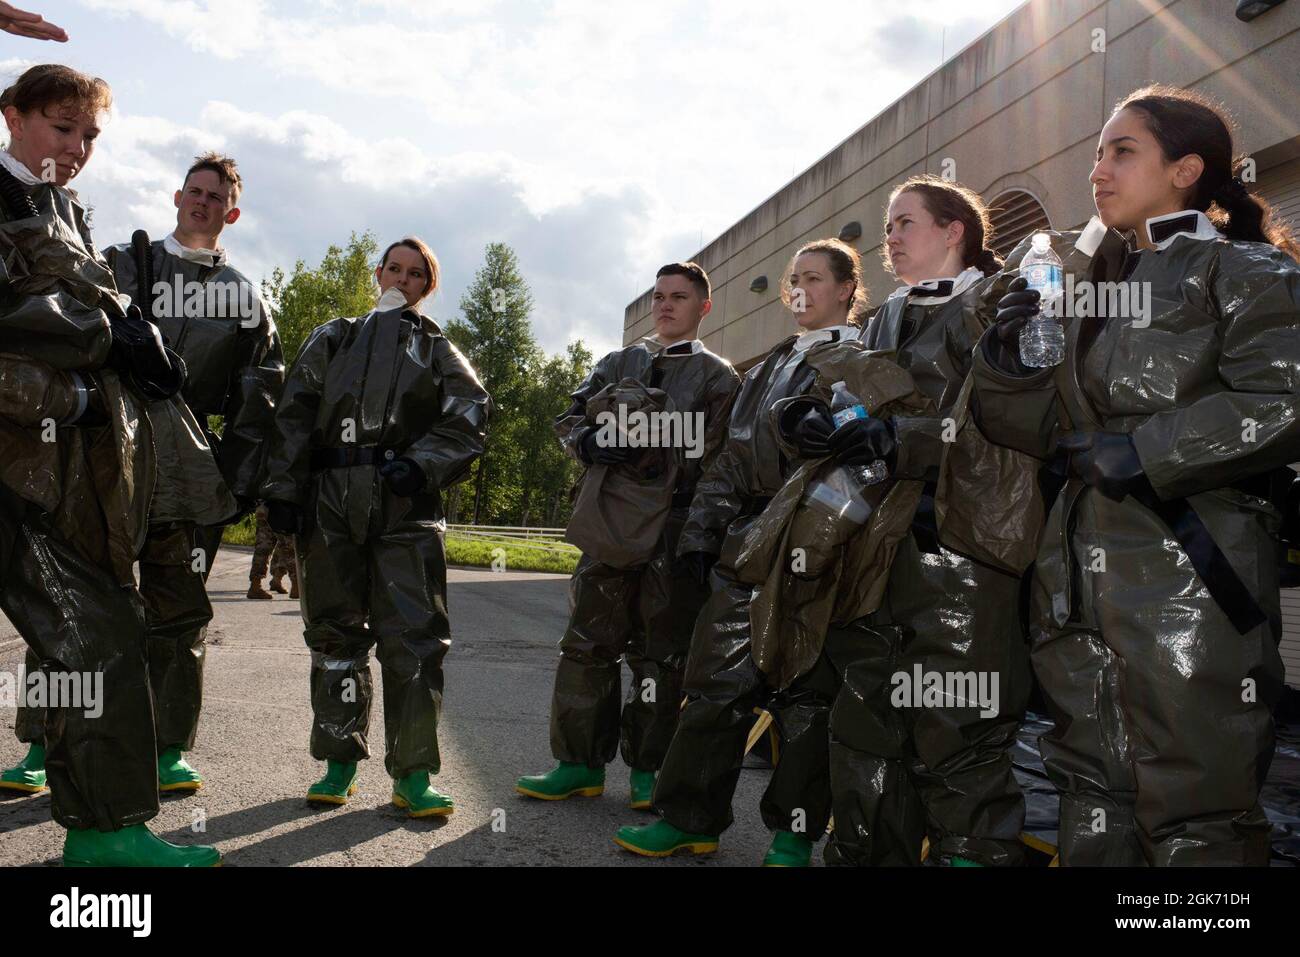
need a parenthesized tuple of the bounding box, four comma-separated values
(796, 176, 1031, 866)
(260, 237, 490, 817)
(973, 84, 1300, 866)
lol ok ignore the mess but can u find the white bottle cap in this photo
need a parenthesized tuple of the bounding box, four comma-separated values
(1031, 232, 1051, 252)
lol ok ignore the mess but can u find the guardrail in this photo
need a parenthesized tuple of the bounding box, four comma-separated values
(446, 524, 578, 554)
(446, 524, 566, 540)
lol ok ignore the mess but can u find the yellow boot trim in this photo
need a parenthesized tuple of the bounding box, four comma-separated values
(0, 780, 48, 794)
(612, 835, 719, 858)
(391, 792, 455, 817)
(306, 782, 358, 805)
(514, 784, 604, 800)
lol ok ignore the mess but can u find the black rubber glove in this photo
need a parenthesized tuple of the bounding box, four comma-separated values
(985, 276, 1041, 375)
(1283, 476, 1300, 546)
(676, 550, 716, 586)
(579, 427, 634, 466)
(109, 304, 186, 399)
(1058, 431, 1151, 502)
(266, 500, 303, 535)
(827, 416, 897, 469)
(777, 397, 834, 458)
(379, 457, 426, 496)
(232, 496, 260, 520)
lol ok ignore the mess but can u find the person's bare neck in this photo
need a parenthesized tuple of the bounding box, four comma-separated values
(900, 249, 966, 286)
(804, 311, 849, 332)
(172, 225, 222, 252)
(1133, 200, 1190, 251)
(657, 326, 699, 346)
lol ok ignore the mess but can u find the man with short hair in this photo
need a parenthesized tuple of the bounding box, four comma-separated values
(516, 263, 739, 810)
(107, 152, 285, 789)
(2, 153, 285, 795)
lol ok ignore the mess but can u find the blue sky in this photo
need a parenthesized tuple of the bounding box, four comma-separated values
(4, 0, 1024, 357)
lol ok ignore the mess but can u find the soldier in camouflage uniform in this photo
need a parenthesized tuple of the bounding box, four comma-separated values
(248, 503, 298, 599)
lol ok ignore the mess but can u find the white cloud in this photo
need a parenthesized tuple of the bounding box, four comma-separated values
(75, 98, 647, 357)
(65, 0, 1023, 356)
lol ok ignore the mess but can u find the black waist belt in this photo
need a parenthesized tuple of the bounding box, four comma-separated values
(1064, 458, 1287, 636)
(1129, 483, 1266, 635)
(1229, 468, 1291, 506)
(911, 483, 942, 555)
(310, 446, 398, 470)
(740, 496, 773, 516)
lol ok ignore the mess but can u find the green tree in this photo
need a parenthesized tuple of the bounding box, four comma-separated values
(256, 234, 594, 528)
(516, 341, 591, 527)
(262, 231, 379, 363)
(445, 243, 539, 525)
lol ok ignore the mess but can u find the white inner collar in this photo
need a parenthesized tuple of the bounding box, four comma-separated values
(887, 265, 985, 303)
(0, 149, 42, 186)
(164, 231, 226, 267)
(794, 324, 858, 351)
(651, 337, 703, 356)
(1144, 210, 1222, 250)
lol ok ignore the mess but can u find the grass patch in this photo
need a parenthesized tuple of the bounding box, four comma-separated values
(224, 519, 576, 574)
(446, 533, 577, 574)
(223, 513, 256, 547)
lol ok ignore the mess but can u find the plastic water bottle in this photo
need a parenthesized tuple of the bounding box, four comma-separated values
(1018, 232, 1065, 368)
(830, 381, 887, 486)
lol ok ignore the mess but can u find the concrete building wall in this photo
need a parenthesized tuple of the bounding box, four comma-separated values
(623, 0, 1300, 369)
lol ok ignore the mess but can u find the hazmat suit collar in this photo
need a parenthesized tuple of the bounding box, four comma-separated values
(164, 231, 227, 267)
(371, 287, 440, 335)
(793, 324, 858, 352)
(0, 148, 80, 201)
(376, 308, 441, 337)
(646, 337, 703, 356)
(1144, 210, 1222, 251)
(0, 148, 41, 186)
(886, 265, 985, 304)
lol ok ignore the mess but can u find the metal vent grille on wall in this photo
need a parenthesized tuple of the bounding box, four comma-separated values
(989, 190, 1052, 257)
(1256, 159, 1300, 237)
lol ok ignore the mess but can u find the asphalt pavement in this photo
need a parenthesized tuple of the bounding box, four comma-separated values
(0, 546, 778, 866)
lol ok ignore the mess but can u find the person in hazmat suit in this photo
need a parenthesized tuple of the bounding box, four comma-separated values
(260, 236, 490, 816)
(0, 63, 219, 865)
(4, 152, 285, 794)
(515, 262, 739, 810)
(615, 238, 872, 866)
(794, 176, 1031, 867)
(971, 85, 1300, 866)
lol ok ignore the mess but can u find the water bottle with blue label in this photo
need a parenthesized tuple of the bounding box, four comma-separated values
(1018, 232, 1066, 368)
(830, 380, 887, 486)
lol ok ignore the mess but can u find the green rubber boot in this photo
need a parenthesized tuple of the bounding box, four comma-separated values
(614, 819, 718, 858)
(158, 746, 203, 792)
(515, 761, 605, 801)
(762, 830, 814, 867)
(0, 743, 47, 793)
(392, 771, 454, 817)
(63, 823, 221, 867)
(306, 760, 359, 805)
(629, 768, 655, 810)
